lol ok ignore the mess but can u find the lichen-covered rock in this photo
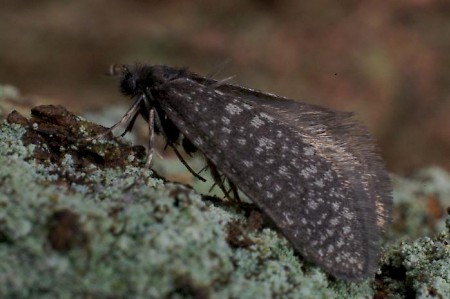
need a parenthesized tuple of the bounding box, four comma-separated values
(0, 105, 449, 298)
(376, 168, 450, 298)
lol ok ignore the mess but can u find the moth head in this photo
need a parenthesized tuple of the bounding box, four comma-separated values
(110, 64, 146, 97)
(111, 64, 189, 98)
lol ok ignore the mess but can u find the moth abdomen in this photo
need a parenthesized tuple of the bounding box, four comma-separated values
(111, 63, 392, 281)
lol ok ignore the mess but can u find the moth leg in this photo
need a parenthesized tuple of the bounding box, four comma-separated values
(144, 108, 155, 168)
(199, 164, 209, 174)
(120, 111, 139, 137)
(142, 107, 168, 167)
(86, 95, 143, 140)
(208, 172, 225, 192)
(208, 160, 232, 200)
(102, 96, 142, 136)
(168, 143, 207, 182)
(163, 142, 170, 151)
(210, 171, 240, 202)
(228, 180, 241, 203)
(151, 108, 207, 182)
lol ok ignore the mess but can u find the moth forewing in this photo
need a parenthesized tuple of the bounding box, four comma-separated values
(214, 83, 392, 233)
(150, 77, 388, 280)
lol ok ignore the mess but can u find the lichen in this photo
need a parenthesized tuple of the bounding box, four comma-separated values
(0, 105, 449, 298)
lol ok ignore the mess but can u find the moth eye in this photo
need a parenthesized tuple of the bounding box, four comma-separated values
(120, 74, 138, 96)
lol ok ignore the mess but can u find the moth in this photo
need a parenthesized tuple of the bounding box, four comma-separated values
(102, 64, 392, 281)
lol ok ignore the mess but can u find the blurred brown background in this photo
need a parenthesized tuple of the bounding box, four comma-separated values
(1, 0, 449, 174)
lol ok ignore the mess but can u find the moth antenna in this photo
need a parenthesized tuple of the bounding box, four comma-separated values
(206, 58, 232, 79)
(207, 76, 236, 89)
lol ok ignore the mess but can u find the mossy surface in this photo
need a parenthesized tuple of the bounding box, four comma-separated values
(0, 104, 449, 298)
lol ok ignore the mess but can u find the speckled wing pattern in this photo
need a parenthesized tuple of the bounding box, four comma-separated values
(153, 77, 392, 281)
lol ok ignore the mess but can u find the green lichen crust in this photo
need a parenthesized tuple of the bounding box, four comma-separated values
(0, 105, 449, 298)
(377, 168, 450, 298)
(379, 227, 450, 298)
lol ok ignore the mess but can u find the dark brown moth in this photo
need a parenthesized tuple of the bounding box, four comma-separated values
(100, 64, 392, 281)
